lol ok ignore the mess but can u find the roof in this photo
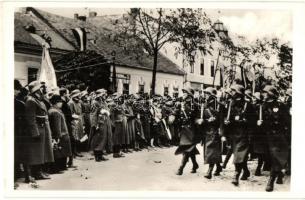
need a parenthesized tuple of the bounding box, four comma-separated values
(14, 11, 75, 51)
(20, 8, 185, 76)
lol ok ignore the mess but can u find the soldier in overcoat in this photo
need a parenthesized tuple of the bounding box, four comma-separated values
(201, 87, 223, 179)
(24, 81, 54, 180)
(89, 89, 112, 161)
(259, 85, 290, 192)
(68, 89, 84, 157)
(48, 95, 72, 172)
(111, 95, 127, 158)
(175, 88, 199, 176)
(223, 84, 250, 186)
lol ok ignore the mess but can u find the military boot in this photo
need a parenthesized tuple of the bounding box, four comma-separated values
(265, 173, 277, 192)
(190, 155, 199, 173)
(276, 171, 284, 184)
(176, 154, 189, 175)
(204, 164, 214, 179)
(232, 165, 242, 186)
(214, 163, 222, 176)
(240, 163, 250, 180)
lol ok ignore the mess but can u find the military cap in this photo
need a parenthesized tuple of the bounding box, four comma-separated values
(28, 81, 42, 94)
(70, 89, 81, 98)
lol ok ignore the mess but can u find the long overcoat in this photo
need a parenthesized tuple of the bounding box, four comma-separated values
(111, 104, 125, 145)
(24, 95, 54, 165)
(90, 102, 113, 151)
(68, 100, 84, 141)
(225, 98, 249, 164)
(262, 100, 290, 171)
(48, 106, 72, 159)
(14, 98, 26, 163)
(202, 100, 222, 164)
(175, 102, 200, 155)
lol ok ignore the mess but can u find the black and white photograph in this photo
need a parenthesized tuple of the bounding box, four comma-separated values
(2, 1, 305, 199)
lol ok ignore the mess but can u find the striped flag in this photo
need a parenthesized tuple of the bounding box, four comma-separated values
(38, 42, 58, 92)
(72, 28, 87, 51)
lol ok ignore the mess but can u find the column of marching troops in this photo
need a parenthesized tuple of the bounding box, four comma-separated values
(14, 78, 291, 192)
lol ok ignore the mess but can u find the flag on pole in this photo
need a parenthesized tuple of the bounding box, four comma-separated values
(38, 42, 58, 92)
(72, 28, 87, 51)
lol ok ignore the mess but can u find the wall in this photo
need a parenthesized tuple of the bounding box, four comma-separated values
(14, 53, 41, 86)
(114, 65, 184, 96)
(160, 40, 228, 88)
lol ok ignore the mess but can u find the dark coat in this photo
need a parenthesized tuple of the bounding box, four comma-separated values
(247, 103, 268, 154)
(48, 106, 72, 158)
(68, 100, 84, 141)
(82, 101, 91, 135)
(24, 95, 54, 165)
(202, 100, 222, 164)
(225, 98, 249, 164)
(125, 104, 136, 144)
(90, 103, 112, 151)
(175, 101, 199, 155)
(111, 104, 126, 145)
(262, 100, 290, 171)
(14, 98, 26, 163)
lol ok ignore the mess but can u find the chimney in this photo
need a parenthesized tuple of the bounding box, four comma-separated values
(74, 13, 79, 20)
(89, 11, 97, 18)
(78, 16, 87, 22)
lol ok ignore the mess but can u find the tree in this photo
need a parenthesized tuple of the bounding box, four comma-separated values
(114, 8, 212, 95)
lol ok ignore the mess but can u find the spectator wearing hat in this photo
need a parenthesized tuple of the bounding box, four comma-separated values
(68, 89, 84, 157)
(260, 85, 290, 192)
(223, 84, 250, 186)
(201, 87, 223, 179)
(59, 88, 77, 168)
(48, 95, 72, 173)
(24, 81, 54, 180)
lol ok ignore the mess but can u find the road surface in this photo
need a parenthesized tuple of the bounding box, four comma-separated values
(15, 146, 290, 191)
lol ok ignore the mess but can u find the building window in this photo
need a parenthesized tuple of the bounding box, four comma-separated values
(28, 67, 38, 83)
(200, 60, 204, 75)
(164, 86, 169, 96)
(211, 60, 215, 77)
(123, 83, 129, 95)
(138, 84, 144, 94)
(190, 63, 194, 73)
(173, 87, 179, 98)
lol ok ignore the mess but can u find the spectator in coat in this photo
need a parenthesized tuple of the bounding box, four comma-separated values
(48, 95, 72, 173)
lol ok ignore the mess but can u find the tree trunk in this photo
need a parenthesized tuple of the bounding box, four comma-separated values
(151, 49, 158, 96)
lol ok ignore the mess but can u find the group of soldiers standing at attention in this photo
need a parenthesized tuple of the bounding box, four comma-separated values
(14, 78, 291, 192)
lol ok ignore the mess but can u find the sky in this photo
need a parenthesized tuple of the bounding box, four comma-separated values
(36, 8, 292, 43)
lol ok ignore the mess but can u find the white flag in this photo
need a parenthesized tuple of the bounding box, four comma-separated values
(38, 43, 57, 92)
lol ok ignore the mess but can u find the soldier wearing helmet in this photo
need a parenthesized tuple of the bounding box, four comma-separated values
(260, 85, 290, 192)
(223, 83, 250, 186)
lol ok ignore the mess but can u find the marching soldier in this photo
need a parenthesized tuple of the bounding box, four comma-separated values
(259, 85, 290, 192)
(223, 84, 250, 186)
(201, 87, 223, 179)
(175, 88, 199, 176)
